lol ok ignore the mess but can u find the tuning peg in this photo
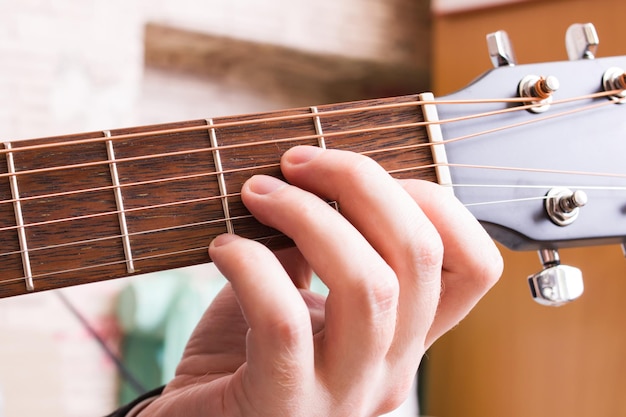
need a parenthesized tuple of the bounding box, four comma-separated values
(545, 187, 588, 226)
(487, 30, 516, 68)
(602, 67, 626, 101)
(518, 75, 560, 113)
(528, 249, 584, 306)
(565, 23, 599, 60)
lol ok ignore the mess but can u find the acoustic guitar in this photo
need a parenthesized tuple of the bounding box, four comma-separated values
(1, 24, 623, 307)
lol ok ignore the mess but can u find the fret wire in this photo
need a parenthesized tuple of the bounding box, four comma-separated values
(207, 119, 234, 235)
(0, 95, 614, 185)
(310, 106, 340, 213)
(0, 90, 616, 158)
(310, 106, 327, 149)
(4, 142, 34, 291)
(105, 130, 135, 274)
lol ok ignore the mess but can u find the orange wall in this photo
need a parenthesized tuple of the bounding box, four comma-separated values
(426, 1, 626, 416)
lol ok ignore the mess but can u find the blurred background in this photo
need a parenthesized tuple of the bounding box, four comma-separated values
(1, 0, 626, 416)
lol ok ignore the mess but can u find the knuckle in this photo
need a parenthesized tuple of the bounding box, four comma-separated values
(411, 226, 444, 272)
(262, 317, 310, 387)
(354, 265, 400, 318)
(266, 310, 310, 347)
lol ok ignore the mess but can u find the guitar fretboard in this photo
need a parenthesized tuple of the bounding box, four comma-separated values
(0, 94, 439, 298)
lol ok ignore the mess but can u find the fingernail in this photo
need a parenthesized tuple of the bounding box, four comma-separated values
(284, 145, 323, 165)
(211, 233, 240, 248)
(246, 175, 286, 195)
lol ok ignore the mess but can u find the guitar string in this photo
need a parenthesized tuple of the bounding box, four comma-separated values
(359, 97, 620, 157)
(0, 189, 597, 286)
(0, 154, 622, 260)
(452, 183, 626, 191)
(0, 187, 574, 283)
(0, 200, 249, 257)
(0, 90, 623, 162)
(4, 156, 625, 259)
(0, 92, 606, 157)
(0, 168, 618, 267)
(0, 195, 565, 285)
(462, 196, 549, 207)
(0, 188, 559, 260)
(0, 233, 284, 285)
(0, 163, 280, 207)
(0, 92, 625, 284)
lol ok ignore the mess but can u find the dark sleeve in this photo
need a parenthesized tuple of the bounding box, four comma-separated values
(104, 386, 165, 417)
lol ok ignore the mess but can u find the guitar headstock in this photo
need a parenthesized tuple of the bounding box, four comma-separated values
(436, 23, 626, 306)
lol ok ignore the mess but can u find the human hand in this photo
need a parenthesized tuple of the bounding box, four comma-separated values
(141, 146, 503, 417)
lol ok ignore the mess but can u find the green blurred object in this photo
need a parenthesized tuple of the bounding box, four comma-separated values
(115, 269, 225, 405)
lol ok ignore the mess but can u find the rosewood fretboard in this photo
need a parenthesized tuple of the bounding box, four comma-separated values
(0, 94, 438, 298)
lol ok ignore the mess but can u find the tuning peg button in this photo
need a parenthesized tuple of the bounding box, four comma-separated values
(528, 249, 584, 306)
(487, 30, 516, 68)
(566, 23, 599, 60)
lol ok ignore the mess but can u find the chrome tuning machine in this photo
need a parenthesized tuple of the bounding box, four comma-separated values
(565, 23, 599, 60)
(528, 249, 584, 306)
(486, 30, 516, 68)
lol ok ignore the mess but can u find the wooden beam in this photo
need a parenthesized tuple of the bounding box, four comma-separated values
(143, 23, 430, 105)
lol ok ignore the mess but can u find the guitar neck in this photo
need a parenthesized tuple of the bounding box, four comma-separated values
(0, 94, 440, 298)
